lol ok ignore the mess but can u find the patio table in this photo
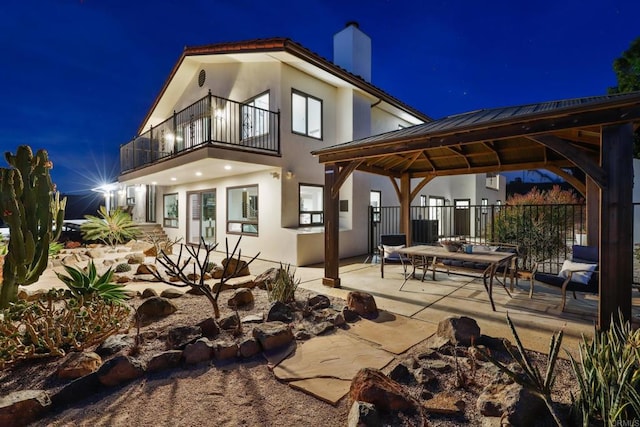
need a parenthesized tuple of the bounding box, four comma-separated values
(396, 245, 517, 311)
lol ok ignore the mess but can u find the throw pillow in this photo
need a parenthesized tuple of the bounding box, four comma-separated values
(382, 244, 405, 258)
(558, 260, 597, 285)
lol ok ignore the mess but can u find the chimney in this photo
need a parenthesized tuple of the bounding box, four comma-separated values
(333, 21, 371, 82)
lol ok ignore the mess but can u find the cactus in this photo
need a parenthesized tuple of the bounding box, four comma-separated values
(0, 146, 66, 308)
(115, 262, 132, 273)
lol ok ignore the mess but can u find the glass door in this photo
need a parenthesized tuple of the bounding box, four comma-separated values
(187, 190, 216, 245)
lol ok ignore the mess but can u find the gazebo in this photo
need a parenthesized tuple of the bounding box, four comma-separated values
(313, 91, 640, 329)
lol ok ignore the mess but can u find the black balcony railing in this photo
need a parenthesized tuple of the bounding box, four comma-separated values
(120, 92, 280, 173)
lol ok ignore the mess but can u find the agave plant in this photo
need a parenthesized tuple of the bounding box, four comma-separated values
(81, 206, 140, 247)
(55, 261, 128, 303)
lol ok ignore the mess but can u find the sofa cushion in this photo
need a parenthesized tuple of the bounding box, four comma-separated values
(558, 260, 597, 285)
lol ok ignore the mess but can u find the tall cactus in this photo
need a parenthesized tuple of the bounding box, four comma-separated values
(0, 146, 66, 308)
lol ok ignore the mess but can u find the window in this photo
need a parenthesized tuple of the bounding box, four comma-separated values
(227, 185, 258, 235)
(299, 184, 323, 226)
(486, 172, 500, 190)
(242, 92, 269, 139)
(163, 193, 179, 228)
(292, 90, 322, 139)
(481, 198, 488, 213)
(370, 190, 381, 223)
(420, 195, 427, 207)
(126, 186, 136, 205)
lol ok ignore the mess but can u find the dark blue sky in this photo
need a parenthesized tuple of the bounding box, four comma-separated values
(1, 0, 638, 193)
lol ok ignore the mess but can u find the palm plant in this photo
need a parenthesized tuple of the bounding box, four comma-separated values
(81, 206, 140, 247)
(55, 261, 128, 303)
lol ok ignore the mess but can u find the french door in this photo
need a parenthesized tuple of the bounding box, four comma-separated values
(187, 190, 216, 245)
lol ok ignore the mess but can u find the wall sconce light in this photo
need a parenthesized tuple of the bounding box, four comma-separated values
(286, 170, 294, 180)
(270, 172, 280, 179)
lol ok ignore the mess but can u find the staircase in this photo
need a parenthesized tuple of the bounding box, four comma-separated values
(136, 223, 168, 242)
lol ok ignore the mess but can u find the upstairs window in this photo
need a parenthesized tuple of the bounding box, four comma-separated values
(242, 91, 270, 139)
(292, 90, 322, 139)
(486, 173, 500, 190)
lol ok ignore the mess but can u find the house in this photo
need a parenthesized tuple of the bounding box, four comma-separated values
(115, 23, 506, 265)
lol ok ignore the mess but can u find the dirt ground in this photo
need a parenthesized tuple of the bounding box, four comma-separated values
(1, 278, 580, 427)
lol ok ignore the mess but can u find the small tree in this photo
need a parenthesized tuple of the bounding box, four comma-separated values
(0, 146, 66, 309)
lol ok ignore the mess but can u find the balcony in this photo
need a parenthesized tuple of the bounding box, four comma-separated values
(120, 92, 280, 173)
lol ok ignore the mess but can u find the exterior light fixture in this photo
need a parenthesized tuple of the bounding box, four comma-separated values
(224, 165, 232, 170)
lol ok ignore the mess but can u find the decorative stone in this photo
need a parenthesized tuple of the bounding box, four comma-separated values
(57, 351, 102, 379)
(342, 307, 360, 322)
(0, 390, 52, 427)
(136, 297, 178, 319)
(423, 391, 465, 415)
(308, 294, 331, 309)
(51, 372, 101, 408)
(347, 291, 378, 319)
(349, 368, 418, 413)
(160, 288, 184, 299)
(266, 301, 294, 322)
(326, 311, 346, 327)
(253, 267, 278, 289)
(85, 248, 105, 259)
(183, 338, 215, 364)
(310, 321, 334, 336)
(228, 288, 254, 308)
(102, 258, 116, 266)
(141, 288, 158, 298)
(166, 325, 202, 350)
(238, 338, 261, 358)
(147, 350, 183, 373)
(212, 339, 239, 360)
(436, 316, 481, 346)
(413, 367, 437, 385)
(96, 356, 145, 387)
(347, 401, 382, 427)
(294, 329, 312, 340)
(477, 382, 546, 424)
(135, 263, 158, 275)
(222, 257, 250, 277)
(218, 313, 241, 331)
(114, 275, 130, 284)
(388, 363, 414, 384)
(96, 334, 133, 357)
(240, 314, 264, 324)
(423, 359, 453, 373)
(252, 322, 294, 351)
(126, 253, 145, 264)
(197, 317, 220, 338)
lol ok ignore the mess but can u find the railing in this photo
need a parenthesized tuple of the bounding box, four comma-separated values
(369, 203, 587, 272)
(120, 92, 280, 173)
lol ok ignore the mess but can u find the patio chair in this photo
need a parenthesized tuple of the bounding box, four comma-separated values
(379, 234, 409, 278)
(530, 245, 599, 311)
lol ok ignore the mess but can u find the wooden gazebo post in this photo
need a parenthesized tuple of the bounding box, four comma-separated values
(323, 163, 341, 288)
(598, 123, 633, 329)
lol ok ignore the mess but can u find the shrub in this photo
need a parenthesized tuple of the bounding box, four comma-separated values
(49, 241, 64, 258)
(205, 261, 217, 273)
(0, 289, 131, 368)
(81, 206, 140, 247)
(569, 311, 640, 426)
(267, 263, 300, 303)
(55, 261, 128, 303)
(115, 262, 132, 273)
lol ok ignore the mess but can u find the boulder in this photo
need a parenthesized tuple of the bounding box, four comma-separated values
(477, 382, 546, 425)
(253, 267, 278, 290)
(240, 314, 264, 324)
(221, 257, 251, 277)
(166, 325, 202, 350)
(160, 288, 184, 299)
(136, 297, 178, 319)
(147, 350, 183, 373)
(349, 368, 418, 413)
(252, 322, 294, 351)
(197, 317, 220, 338)
(183, 338, 215, 364)
(141, 288, 158, 298)
(227, 288, 254, 308)
(436, 316, 481, 346)
(266, 301, 294, 323)
(0, 390, 52, 427)
(423, 391, 465, 415)
(218, 313, 241, 331)
(85, 248, 105, 259)
(347, 401, 382, 427)
(342, 307, 360, 322)
(96, 334, 133, 357)
(310, 321, 334, 336)
(51, 372, 101, 408)
(347, 292, 378, 319)
(212, 339, 239, 361)
(57, 351, 102, 379)
(388, 363, 414, 385)
(308, 294, 331, 309)
(96, 356, 146, 387)
(135, 263, 158, 275)
(126, 253, 145, 264)
(238, 338, 261, 359)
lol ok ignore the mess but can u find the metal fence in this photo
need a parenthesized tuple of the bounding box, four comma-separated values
(369, 203, 587, 272)
(120, 92, 280, 173)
